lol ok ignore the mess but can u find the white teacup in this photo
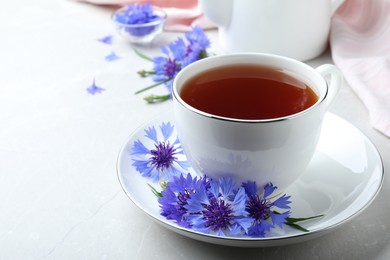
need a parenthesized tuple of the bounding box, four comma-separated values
(172, 53, 342, 192)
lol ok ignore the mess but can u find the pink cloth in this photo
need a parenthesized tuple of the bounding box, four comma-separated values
(76, 0, 214, 31)
(331, 0, 390, 137)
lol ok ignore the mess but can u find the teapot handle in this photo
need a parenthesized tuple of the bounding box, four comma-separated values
(331, 0, 346, 14)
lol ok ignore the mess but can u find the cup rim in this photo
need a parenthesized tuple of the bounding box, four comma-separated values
(172, 53, 328, 123)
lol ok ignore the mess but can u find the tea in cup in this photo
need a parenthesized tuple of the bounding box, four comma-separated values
(172, 53, 342, 191)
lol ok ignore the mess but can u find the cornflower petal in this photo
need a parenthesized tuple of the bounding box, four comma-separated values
(263, 183, 277, 198)
(219, 177, 235, 199)
(131, 159, 149, 173)
(152, 74, 168, 83)
(170, 174, 192, 191)
(162, 166, 177, 181)
(242, 181, 257, 197)
(160, 122, 174, 142)
(98, 35, 113, 44)
(270, 211, 290, 228)
(132, 160, 159, 180)
(235, 216, 253, 233)
(209, 179, 220, 199)
(175, 160, 191, 170)
(232, 187, 247, 215)
(273, 194, 292, 209)
(144, 126, 158, 143)
(168, 38, 187, 61)
(185, 26, 211, 49)
(216, 229, 225, 237)
(229, 224, 243, 236)
(160, 45, 170, 56)
(86, 79, 105, 95)
(173, 136, 181, 146)
(188, 217, 211, 234)
(164, 83, 174, 97)
(185, 184, 209, 213)
(248, 220, 273, 237)
(153, 56, 167, 73)
(131, 139, 150, 155)
(105, 51, 120, 62)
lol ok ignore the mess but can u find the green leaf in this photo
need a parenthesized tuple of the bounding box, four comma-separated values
(148, 183, 163, 198)
(285, 215, 324, 223)
(285, 222, 310, 232)
(283, 214, 324, 233)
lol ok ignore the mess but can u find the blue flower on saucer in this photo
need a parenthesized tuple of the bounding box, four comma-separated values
(131, 122, 190, 182)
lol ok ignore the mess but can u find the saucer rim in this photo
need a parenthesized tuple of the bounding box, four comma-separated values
(116, 111, 384, 247)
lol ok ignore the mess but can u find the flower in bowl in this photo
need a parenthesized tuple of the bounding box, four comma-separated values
(112, 3, 166, 43)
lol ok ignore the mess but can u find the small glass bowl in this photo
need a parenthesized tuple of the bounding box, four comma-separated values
(112, 6, 167, 44)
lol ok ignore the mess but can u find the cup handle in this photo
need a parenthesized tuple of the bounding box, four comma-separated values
(315, 64, 343, 108)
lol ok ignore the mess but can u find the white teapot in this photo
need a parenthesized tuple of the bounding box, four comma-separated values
(200, 0, 345, 61)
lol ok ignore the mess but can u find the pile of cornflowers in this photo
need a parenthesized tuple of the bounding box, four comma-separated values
(159, 175, 292, 237)
(131, 121, 321, 237)
(113, 3, 163, 36)
(135, 26, 210, 103)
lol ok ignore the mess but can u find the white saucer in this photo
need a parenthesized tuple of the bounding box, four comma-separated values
(117, 112, 384, 247)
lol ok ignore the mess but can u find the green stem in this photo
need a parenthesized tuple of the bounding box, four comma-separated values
(134, 79, 170, 94)
(147, 183, 163, 198)
(283, 215, 324, 232)
(133, 48, 153, 62)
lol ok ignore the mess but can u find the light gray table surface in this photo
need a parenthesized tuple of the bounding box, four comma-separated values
(1, 1, 389, 259)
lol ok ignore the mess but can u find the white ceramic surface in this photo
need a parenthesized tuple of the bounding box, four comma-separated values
(172, 53, 342, 193)
(200, 0, 345, 61)
(117, 112, 384, 247)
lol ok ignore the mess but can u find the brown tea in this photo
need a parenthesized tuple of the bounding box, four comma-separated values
(180, 64, 318, 120)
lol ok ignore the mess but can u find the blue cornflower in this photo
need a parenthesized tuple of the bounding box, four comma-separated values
(131, 122, 190, 182)
(181, 26, 210, 67)
(159, 174, 209, 228)
(184, 177, 252, 236)
(149, 26, 210, 97)
(152, 44, 182, 89)
(243, 182, 292, 237)
(113, 3, 162, 36)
